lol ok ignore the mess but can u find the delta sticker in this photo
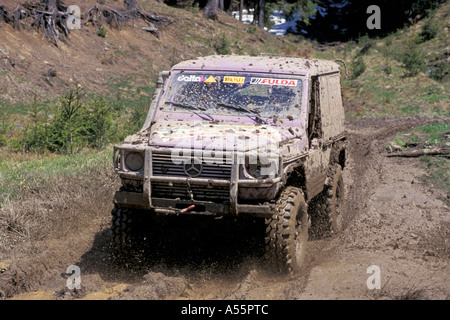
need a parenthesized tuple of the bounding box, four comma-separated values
(177, 75, 203, 82)
(223, 76, 245, 84)
(177, 75, 219, 83)
(250, 78, 298, 86)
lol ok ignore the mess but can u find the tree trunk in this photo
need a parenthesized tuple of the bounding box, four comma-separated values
(204, 0, 219, 20)
(44, 0, 65, 11)
(253, 1, 258, 25)
(225, 0, 233, 15)
(258, 0, 265, 28)
(239, 0, 243, 21)
(124, 0, 138, 13)
(46, 0, 57, 11)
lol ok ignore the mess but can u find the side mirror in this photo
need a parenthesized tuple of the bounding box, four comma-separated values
(157, 71, 170, 89)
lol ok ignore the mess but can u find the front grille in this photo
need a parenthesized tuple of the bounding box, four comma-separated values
(152, 152, 232, 180)
(151, 183, 230, 202)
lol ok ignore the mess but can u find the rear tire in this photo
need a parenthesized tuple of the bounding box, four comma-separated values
(327, 164, 345, 233)
(309, 164, 345, 238)
(265, 186, 309, 274)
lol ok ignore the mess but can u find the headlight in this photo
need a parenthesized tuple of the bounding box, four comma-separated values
(244, 154, 278, 179)
(247, 164, 263, 178)
(125, 152, 144, 171)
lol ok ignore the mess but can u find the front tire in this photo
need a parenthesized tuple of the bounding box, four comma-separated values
(265, 186, 309, 274)
(111, 206, 135, 258)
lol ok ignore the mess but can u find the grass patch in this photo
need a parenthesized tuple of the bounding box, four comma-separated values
(416, 122, 450, 145)
(419, 155, 450, 192)
(389, 122, 450, 195)
(0, 147, 119, 246)
(399, 105, 421, 116)
(0, 148, 113, 207)
(323, 2, 450, 119)
(392, 122, 450, 148)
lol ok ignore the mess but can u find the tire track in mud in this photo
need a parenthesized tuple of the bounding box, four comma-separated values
(171, 116, 450, 300)
(99, 116, 450, 300)
(294, 116, 450, 299)
(2, 116, 449, 300)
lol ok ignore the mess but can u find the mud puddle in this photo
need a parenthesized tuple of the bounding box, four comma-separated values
(1, 117, 449, 300)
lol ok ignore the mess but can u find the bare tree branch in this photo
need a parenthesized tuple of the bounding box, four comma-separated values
(386, 147, 450, 158)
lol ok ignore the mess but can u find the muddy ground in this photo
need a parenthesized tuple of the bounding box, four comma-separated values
(1, 116, 449, 301)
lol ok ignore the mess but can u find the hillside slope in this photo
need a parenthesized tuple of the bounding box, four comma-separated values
(0, 0, 298, 107)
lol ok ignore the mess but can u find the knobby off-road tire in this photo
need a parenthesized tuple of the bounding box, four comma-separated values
(265, 186, 309, 274)
(310, 164, 345, 239)
(111, 206, 140, 259)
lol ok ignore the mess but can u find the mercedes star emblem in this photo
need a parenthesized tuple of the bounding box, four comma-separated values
(183, 161, 203, 177)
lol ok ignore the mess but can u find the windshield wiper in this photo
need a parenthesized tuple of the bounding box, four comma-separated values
(165, 101, 215, 121)
(217, 102, 268, 124)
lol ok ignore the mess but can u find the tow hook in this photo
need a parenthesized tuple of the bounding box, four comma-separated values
(180, 205, 196, 213)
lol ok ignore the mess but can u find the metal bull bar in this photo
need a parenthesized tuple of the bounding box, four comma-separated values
(114, 146, 280, 218)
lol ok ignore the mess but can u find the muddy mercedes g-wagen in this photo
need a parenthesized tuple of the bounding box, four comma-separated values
(112, 55, 347, 273)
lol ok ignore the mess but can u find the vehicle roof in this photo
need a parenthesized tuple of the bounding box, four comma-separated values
(170, 55, 340, 76)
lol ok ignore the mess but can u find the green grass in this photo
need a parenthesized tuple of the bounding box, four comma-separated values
(393, 122, 450, 146)
(328, 2, 450, 119)
(389, 122, 450, 195)
(417, 122, 450, 145)
(420, 156, 450, 193)
(0, 100, 45, 116)
(399, 105, 422, 116)
(0, 148, 113, 207)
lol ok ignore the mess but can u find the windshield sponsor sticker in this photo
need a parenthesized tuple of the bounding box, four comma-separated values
(204, 76, 217, 83)
(250, 77, 298, 86)
(177, 75, 219, 83)
(223, 76, 245, 84)
(177, 75, 202, 82)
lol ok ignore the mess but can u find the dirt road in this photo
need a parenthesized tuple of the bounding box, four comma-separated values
(1, 116, 449, 300)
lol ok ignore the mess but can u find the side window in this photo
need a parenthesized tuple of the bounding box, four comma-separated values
(308, 76, 322, 144)
(319, 76, 331, 136)
(327, 74, 343, 112)
(320, 74, 345, 140)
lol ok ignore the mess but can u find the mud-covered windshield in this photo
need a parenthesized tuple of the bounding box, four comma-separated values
(160, 73, 303, 119)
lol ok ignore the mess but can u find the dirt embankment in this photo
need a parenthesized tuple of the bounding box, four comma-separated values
(1, 116, 449, 300)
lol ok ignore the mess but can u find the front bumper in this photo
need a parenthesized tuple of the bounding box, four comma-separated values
(113, 146, 281, 218)
(114, 191, 274, 218)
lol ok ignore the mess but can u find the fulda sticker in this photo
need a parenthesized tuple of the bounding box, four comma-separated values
(223, 76, 245, 84)
(250, 77, 298, 86)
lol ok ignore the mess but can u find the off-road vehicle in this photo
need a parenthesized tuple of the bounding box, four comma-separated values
(111, 55, 347, 273)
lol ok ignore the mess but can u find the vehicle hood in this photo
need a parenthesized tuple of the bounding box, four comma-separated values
(148, 120, 302, 152)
